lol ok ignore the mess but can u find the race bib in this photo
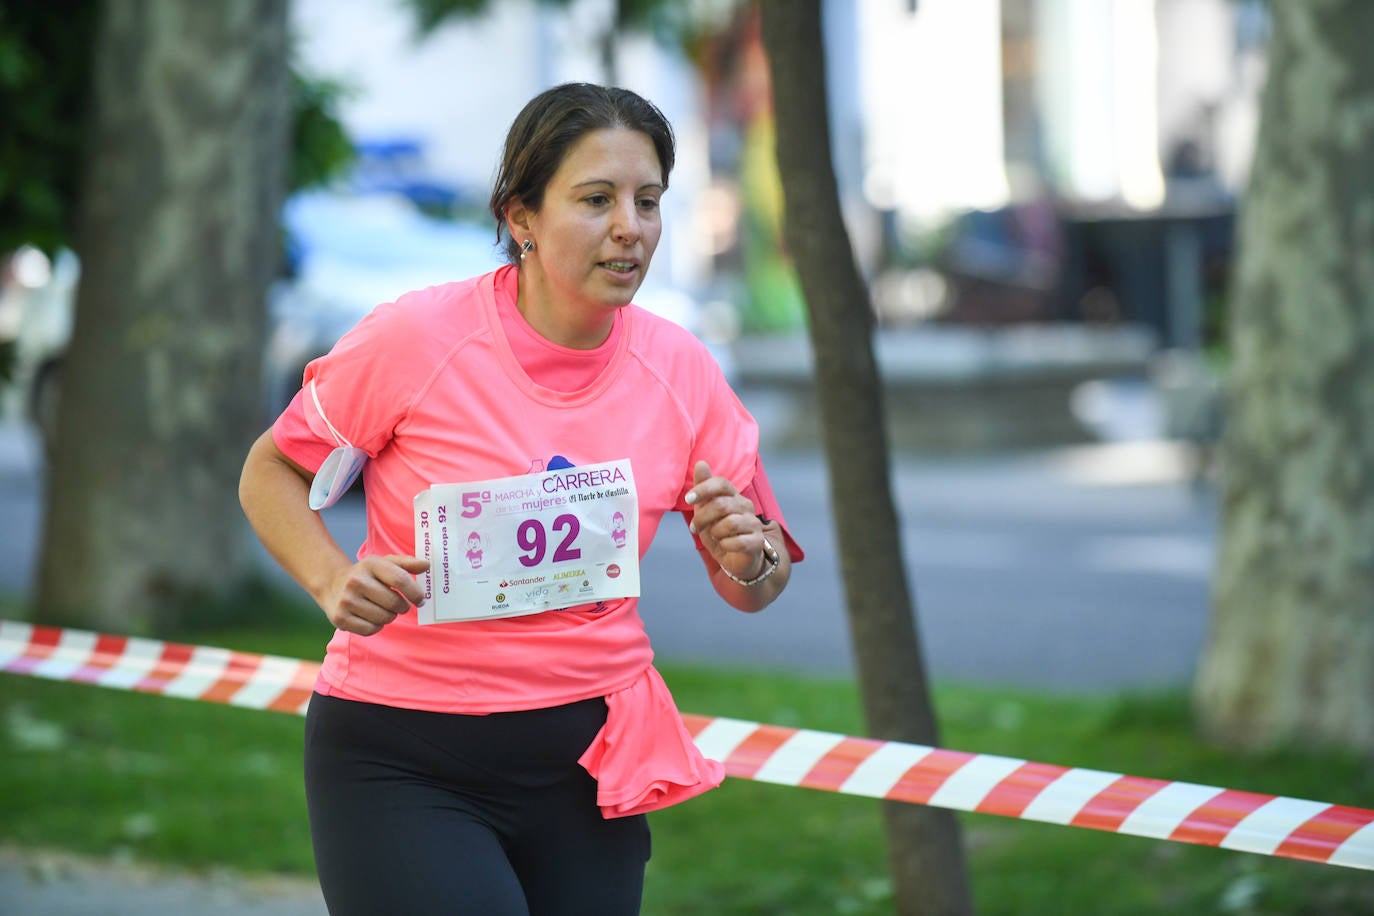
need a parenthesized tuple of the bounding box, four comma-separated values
(414, 459, 640, 624)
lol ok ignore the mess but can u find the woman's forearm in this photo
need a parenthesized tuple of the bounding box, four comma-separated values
(238, 430, 353, 608)
(701, 520, 793, 613)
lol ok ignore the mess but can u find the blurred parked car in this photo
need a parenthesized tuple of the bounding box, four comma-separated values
(3, 190, 727, 451)
(931, 195, 1234, 351)
(345, 137, 488, 218)
(264, 190, 506, 417)
(266, 189, 731, 417)
(0, 245, 78, 450)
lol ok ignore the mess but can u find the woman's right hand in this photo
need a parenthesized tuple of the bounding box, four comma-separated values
(319, 555, 430, 636)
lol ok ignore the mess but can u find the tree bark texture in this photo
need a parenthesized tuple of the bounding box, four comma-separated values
(1194, 0, 1374, 755)
(758, 2, 974, 913)
(35, 0, 290, 633)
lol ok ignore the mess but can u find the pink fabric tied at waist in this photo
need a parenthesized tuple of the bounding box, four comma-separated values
(578, 665, 725, 818)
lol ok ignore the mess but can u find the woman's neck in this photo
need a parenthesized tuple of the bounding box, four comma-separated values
(515, 272, 616, 350)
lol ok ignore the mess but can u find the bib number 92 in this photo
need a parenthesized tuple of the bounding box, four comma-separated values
(517, 514, 582, 567)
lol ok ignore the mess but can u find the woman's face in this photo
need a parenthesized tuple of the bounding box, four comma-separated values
(521, 128, 664, 338)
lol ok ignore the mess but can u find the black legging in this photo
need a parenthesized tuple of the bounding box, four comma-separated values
(303, 693, 651, 915)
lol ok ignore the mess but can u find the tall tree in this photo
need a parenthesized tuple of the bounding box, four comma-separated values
(758, 3, 973, 913)
(33, 0, 290, 633)
(1193, 0, 1374, 754)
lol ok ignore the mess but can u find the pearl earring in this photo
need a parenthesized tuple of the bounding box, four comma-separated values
(520, 239, 535, 260)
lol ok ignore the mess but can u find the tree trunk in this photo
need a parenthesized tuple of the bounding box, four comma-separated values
(1194, 0, 1374, 755)
(34, 0, 290, 633)
(758, 2, 974, 913)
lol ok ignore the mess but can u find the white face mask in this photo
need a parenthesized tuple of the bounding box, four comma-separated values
(306, 379, 367, 511)
(309, 445, 367, 510)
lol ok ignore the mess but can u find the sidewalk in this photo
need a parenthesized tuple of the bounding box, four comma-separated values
(730, 325, 1162, 453)
(0, 846, 327, 916)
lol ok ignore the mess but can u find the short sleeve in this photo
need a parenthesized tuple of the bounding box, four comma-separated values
(741, 458, 804, 562)
(674, 359, 759, 511)
(270, 295, 435, 474)
(271, 387, 333, 473)
(662, 339, 804, 563)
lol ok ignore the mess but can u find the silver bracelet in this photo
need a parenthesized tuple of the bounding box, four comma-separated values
(720, 536, 780, 588)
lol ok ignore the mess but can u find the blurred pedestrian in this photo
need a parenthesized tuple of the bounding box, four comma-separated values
(239, 82, 803, 915)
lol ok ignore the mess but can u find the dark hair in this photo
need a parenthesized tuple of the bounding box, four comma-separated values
(489, 83, 676, 264)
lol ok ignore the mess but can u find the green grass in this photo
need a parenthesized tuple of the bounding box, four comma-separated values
(2, 611, 1372, 914)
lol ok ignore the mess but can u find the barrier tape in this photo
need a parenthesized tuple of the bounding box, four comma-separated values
(2, 621, 1371, 872)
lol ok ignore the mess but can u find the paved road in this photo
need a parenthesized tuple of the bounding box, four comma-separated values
(643, 435, 1216, 691)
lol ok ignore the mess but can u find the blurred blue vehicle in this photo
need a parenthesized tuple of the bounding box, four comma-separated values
(264, 190, 505, 418)
(265, 189, 726, 421)
(6, 153, 724, 446)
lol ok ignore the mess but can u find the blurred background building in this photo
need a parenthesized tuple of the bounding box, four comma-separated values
(285, 0, 1263, 340)
(3, 0, 1266, 448)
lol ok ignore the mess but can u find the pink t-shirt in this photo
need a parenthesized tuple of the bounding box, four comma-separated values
(272, 265, 801, 815)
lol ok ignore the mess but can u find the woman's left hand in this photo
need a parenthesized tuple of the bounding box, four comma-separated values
(686, 460, 768, 582)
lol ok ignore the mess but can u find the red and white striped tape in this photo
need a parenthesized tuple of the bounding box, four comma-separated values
(2, 620, 1371, 871)
(0, 621, 316, 716)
